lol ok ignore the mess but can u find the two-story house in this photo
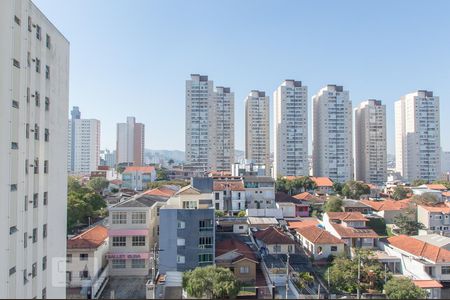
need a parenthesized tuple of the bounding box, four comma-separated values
(361, 198, 412, 224)
(275, 192, 309, 217)
(213, 180, 246, 214)
(310, 177, 334, 196)
(418, 203, 450, 233)
(121, 166, 156, 191)
(243, 176, 276, 209)
(323, 212, 379, 250)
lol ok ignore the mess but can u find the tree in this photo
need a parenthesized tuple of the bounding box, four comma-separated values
(341, 181, 370, 199)
(411, 193, 439, 206)
(333, 182, 343, 194)
(68, 176, 82, 192)
(294, 272, 314, 290)
(323, 196, 343, 212)
(182, 266, 239, 299)
(237, 210, 246, 217)
(276, 176, 316, 195)
(215, 210, 225, 218)
(392, 186, 409, 200)
(412, 179, 428, 186)
(384, 277, 427, 299)
(156, 168, 169, 181)
(328, 250, 389, 294)
(87, 177, 109, 194)
(116, 165, 126, 174)
(394, 214, 425, 235)
(168, 159, 175, 165)
(276, 177, 289, 193)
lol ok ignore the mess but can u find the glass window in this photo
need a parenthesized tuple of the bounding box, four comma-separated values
(177, 238, 185, 246)
(177, 255, 185, 264)
(112, 212, 127, 224)
(80, 253, 88, 261)
(42, 256, 47, 270)
(112, 259, 126, 269)
(66, 254, 72, 263)
(32, 263, 37, 277)
(131, 212, 146, 224)
(132, 236, 145, 246)
(240, 266, 249, 274)
(331, 246, 338, 252)
(112, 236, 126, 247)
(199, 236, 212, 248)
(131, 259, 145, 268)
(198, 253, 213, 263)
(199, 219, 213, 231)
(177, 221, 185, 229)
(442, 266, 450, 275)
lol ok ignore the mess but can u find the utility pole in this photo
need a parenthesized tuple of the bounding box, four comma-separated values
(384, 264, 387, 283)
(285, 253, 290, 299)
(327, 268, 330, 288)
(357, 255, 361, 300)
(317, 283, 321, 299)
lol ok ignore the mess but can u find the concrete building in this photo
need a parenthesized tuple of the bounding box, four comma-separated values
(243, 176, 276, 209)
(67, 106, 101, 175)
(441, 151, 450, 174)
(312, 85, 353, 183)
(185, 74, 235, 174)
(0, 0, 69, 298)
(100, 149, 116, 168)
(395, 90, 440, 182)
(245, 90, 270, 175)
(116, 116, 145, 166)
(354, 100, 387, 185)
(121, 166, 156, 191)
(273, 80, 308, 178)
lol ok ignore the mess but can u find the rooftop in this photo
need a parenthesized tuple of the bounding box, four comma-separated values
(287, 218, 320, 229)
(342, 199, 372, 208)
(331, 223, 379, 239)
(418, 202, 450, 213)
(326, 212, 369, 222)
(275, 192, 308, 205)
(123, 166, 155, 173)
(216, 238, 258, 263)
(247, 217, 278, 226)
(67, 225, 108, 249)
(360, 199, 411, 211)
(413, 234, 450, 249)
(295, 225, 344, 245)
(412, 280, 443, 289)
(387, 235, 450, 263)
(113, 193, 169, 208)
(254, 226, 295, 245)
(311, 177, 334, 187)
(213, 180, 245, 191)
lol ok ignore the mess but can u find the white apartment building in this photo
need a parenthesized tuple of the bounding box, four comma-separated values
(0, 0, 69, 298)
(116, 116, 145, 166)
(67, 106, 100, 174)
(354, 99, 387, 185)
(395, 90, 441, 182)
(185, 74, 235, 174)
(273, 80, 308, 178)
(214, 87, 235, 172)
(312, 85, 353, 183)
(245, 90, 270, 175)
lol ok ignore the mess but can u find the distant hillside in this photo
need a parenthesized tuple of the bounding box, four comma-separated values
(144, 149, 245, 164)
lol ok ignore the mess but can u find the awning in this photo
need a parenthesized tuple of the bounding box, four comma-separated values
(106, 252, 151, 259)
(108, 229, 148, 236)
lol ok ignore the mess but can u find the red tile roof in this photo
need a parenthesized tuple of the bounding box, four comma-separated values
(67, 225, 108, 249)
(387, 235, 450, 263)
(276, 192, 309, 206)
(110, 179, 123, 185)
(360, 199, 411, 211)
(287, 219, 320, 229)
(425, 184, 448, 191)
(443, 191, 450, 197)
(213, 181, 245, 191)
(123, 166, 155, 173)
(253, 226, 295, 245)
(311, 177, 334, 187)
(419, 203, 450, 213)
(216, 238, 258, 263)
(295, 225, 344, 245)
(331, 223, 379, 239)
(412, 280, 443, 289)
(143, 186, 177, 197)
(293, 192, 319, 201)
(326, 212, 369, 222)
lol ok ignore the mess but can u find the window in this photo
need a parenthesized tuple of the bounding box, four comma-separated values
(44, 129, 49, 142)
(157, 207, 160, 216)
(42, 256, 47, 270)
(177, 238, 185, 246)
(112, 259, 126, 269)
(132, 236, 145, 246)
(112, 236, 126, 247)
(177, 255, 185, 264)
(215, 193, 220, 200)
(273, 245, 281, 253)
(27, 51, 30, 67)
(32, 263, 37, 277)
(14, 15, 21, 25)
(131, 259, 145, 268)
(240, 266, 249, 274)
(32, 228, 37, 243)
(35, 58, 40, 73)
(198, 253, 213, 263)
(34, 124, 39, 140)
(215, 203, 220, 210)
(80, 253, 88, 261)
(42, 288, 46, 299)
(66, 271, 72, 282)
(112, 212, 127, 224)
(10, 184, 17, 191)
(177, 221, 185, 229)
(45, 65, 50, 79)
(9, 266, 16, 276)
(45, 97, 49, 111)
(131, 212, 146, 224)
(66, 254, 72, 263)
(183, 201, 197, 209)
(199, 236, 213, 248)
(331, 246, 338, 252)
(43, 224, 47, 238)
(11, 142, 18, 149)
(34, 158, 39, 173)
(35, 91, 40, 106)
(79, 270, 89, 279)
(36, 25, 41, 40)
(28, 16, 32, 31)
(24, 232, 28, 248)
(23, 269, 28, 284)
(442, 266, 450, 275)
(46, 34, 51, 48)
(13, 59, 20, 68)
(24, 196, 28, 211)
(199, 219, 213, 231)
(27, 87, 30, 103)
(43, 192, 48, 205)
(10, 226, 18, 235)
(33, 193, 38, 208)
(44, 160, 48, 173)
(12, 100, 19, 108)
(26, 123, 30, 139)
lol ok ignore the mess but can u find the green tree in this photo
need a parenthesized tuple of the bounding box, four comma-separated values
(182, 266, 239, 299)
(384, 277, 427, 299)
(156, 168, 169, 181)
(237, 210, 246, 217)
(412, 179, 428, 186)
(294, 272, 314, 290)
(215, 210, 225, 218)
(333, 182, 343, 194)
(68, 176, 82, 192)
(394, 214, 425, 235)
(323, 196, 343, 212)
(87, 177, 109, 194)
(392, 186, 409, 200)
(168, 159, 175, 165)
(342, 181, 370, 199)
(276, 177, 289, 193)
(411, 193, 439, 206)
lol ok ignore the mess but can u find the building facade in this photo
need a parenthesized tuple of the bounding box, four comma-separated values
(0, 0, 69, 298)
(273, 80, 308, 178)
(245, 90, 270, 175)
(354, 99, 387, 185)
(116, 116, 145, 166)
(312, 85, 353, 183)
(395, 90, 441, 182)
(214, 86, 235, 172)
(67, 106, 101, 174)
(121, 166, 156, 191)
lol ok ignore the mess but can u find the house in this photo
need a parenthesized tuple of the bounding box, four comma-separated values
(443, 191, 450, 202)
(287, 218, 320, 230)
(417, 203, 450, 233)
(423, 184, 448, 192)
(215, 237, 259, 284)
(294, 225, 345, 259)
(292, 192, 325, 209)
(66, 225, 109, 299)
(275, 192, 309, 217)
(411, 186, 443, 202)
(142, 185, 180, 197)
(243, 176, 276, 209)
(323, 212, 379, 249)
(380, 234, 450, 298)
(247, 217, 279, 229)
(212, 179, 246, 213)
(107, 193, 169, 276)
(216, 217, 249, 233)
(310, 177, 334, 195)
(341, 199, 372, 214)
(361, 198, 412, 224)
(253, 226, 295, 254)
(121, 166, 156, 191)
(413, 234, 450, 251)
(412, 280, 442, 299)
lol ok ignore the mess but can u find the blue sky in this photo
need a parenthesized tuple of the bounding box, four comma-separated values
(35, 0, 450, 154)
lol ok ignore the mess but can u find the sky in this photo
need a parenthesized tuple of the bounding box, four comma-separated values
(34, 0, 450, 154)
